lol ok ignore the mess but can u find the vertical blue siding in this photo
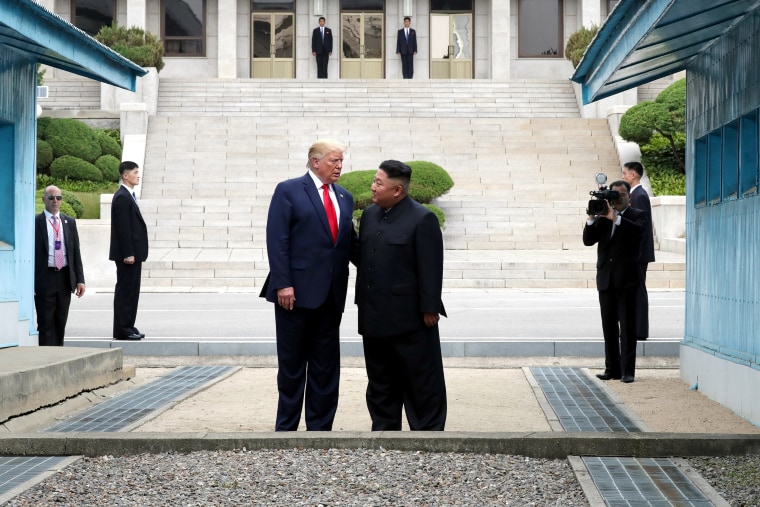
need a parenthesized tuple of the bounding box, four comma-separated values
(0, 44, 37, 344)
(685, 9, 760, 365)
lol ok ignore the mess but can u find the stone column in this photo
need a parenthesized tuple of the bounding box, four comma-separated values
(490, 0, 510, 79)
(217, 0, 238, 78)
(126, 0, 147, 29)
(581, 0, 602, 27)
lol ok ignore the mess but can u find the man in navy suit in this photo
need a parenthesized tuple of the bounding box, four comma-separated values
(312, 17, 333, 78)
(355, 160, 447, 431)
(622, 161, 655, 341)
(109, 161, 149, 341)
(261, 140, 357, 431)
(583, 180, 647, 383)
(396, 17, 417, 79)
(34, 185, 86, 346)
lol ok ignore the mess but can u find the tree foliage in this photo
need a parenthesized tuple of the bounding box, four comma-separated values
(565, 25, 599, 68)
(619, 78, 686, 172)
(95, 24, 165, 71)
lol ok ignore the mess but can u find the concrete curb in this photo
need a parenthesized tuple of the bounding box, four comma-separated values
(3, 432, 759, 459)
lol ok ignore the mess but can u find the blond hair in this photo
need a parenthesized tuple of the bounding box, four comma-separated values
(307, 139, 346, 169)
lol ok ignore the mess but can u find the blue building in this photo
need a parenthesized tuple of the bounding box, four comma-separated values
(0, 0, 145, 348)
(573, 0, 760, 424)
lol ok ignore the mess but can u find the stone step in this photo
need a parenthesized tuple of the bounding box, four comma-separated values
(140, 251, 685, 291)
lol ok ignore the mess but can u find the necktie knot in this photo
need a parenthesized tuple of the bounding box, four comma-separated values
(51, 215, 58, 224)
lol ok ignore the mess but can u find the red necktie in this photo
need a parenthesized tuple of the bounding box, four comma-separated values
(322, 184, 338, 243)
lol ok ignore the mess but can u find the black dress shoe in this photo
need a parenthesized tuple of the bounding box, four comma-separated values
(114, 334, 143, 341)
(596, 373, 621, 381)
(621, 375, 635, 383)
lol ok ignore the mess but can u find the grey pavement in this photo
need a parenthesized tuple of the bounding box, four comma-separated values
(63, 288, 686, 357)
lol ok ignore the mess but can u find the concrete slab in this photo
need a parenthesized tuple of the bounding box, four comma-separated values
(0, 347, 124, 422)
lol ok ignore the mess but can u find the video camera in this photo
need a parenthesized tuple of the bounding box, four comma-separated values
(587, 173, 620, 216)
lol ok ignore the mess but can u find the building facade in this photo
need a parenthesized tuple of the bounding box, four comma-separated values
(39, 0, 620, 81)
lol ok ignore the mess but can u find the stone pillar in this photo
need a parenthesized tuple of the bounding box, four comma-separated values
(491, 0, 510, 79)
(126, 0, 147, 29)
(217, 0, 238, 78)
(581, 0, 602, 27)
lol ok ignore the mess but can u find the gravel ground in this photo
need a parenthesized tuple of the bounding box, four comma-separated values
(688, 455, 760, 506)
(8, 449, 585, 506)
(8, 450, 760, 506)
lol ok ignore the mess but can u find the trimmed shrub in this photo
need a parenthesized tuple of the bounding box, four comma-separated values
(37, 139, 54, 172)
(406, 161, 454, 204)
(36, 117, 53, 138)
(97, 131, 122, 158)
(339, 171, 375, 210)
(565, 24, 599, 68)
(96, 24, 165, 71)
(641, 133, 686, 195)
(95, 154, 121, 182)
(425, 204, 445, 227)
(44, 118, 102, 163)
(50, 155, 103, 182)
(60, 189, 85, 218)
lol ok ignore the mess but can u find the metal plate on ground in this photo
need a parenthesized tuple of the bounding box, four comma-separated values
(530, 366, 641, 432)
(45, 365, 236, 432)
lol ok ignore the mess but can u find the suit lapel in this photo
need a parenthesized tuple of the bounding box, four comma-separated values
(303, 175, 333, 241)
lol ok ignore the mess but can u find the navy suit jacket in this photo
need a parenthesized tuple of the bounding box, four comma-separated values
(312, 26, 333, 55)
(396, 28, 417, 55)
(583, 206, 647, 291)
(109, 185, 148, 262)
(629, 185, 655, 263)
(261, 173, 355, 312)
(34, 212, 85, 294)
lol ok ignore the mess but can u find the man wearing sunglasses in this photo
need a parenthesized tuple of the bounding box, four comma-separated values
(34, 185, 86, 346)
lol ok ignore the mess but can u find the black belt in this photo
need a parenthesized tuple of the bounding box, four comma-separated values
(48, 266, 68, 272)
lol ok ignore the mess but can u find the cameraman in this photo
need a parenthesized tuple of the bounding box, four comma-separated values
(583, 180, 647, 383)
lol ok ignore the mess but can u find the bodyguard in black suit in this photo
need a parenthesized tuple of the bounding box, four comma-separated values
(396, 17, 417, 79)
(583, 180, 647, 383)
(356, 160, 447, 431)
(311, 17, 333, 78)
(34, 186, 86, 346)
(261, 140, 357, 431)
(109, 161, 148, 341)
(622, 162, 655, 340)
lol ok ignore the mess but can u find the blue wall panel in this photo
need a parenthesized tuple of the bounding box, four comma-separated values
(685, 9, 760, 365)
(0, 43, 37, 345)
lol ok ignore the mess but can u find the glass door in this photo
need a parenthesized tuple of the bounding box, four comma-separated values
(430, 13, 472, 79)
(341, 13, 384, 78)
(251, 13, 295, 78)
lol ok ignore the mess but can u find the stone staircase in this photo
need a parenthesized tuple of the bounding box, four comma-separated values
(136, 79, 684, 290)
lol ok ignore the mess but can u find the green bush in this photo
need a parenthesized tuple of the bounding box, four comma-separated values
(338, 171, 375, 210)
(36, 117, 53, 138)
(642, 133, 686, 195)
(44, 118, 102, 163)
(50, 155, 103, 182)
(36, 139, 54, 172)
(339, 161, 454, 229)
(96, 24, 165, 71)
(406, 161, 454, 203)
(620, 78, 686, 172)
(95, 154, 121, 182)
(97, 131, 122, 158)
(60, 189, 85, 218)
(565, 24, 599, 68)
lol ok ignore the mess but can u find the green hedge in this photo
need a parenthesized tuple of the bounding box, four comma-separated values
(95, 154, 121, 182)
(50, 155, 103, 182)
(97, 131, 122, 158)
(37, 139, 54, 172)
(339, 160, 453, 228)
(96, 24, 165, 71)
(44, 118, 102, 163)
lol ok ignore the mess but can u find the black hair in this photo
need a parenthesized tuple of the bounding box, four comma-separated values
(119, 160, 139, 175)
(378, 160, 412, 182)
(610, 179, 631, 192)
(623, 161, 644, 178)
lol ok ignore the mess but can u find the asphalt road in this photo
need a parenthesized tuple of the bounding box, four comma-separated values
(65, 289, 685, 342)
